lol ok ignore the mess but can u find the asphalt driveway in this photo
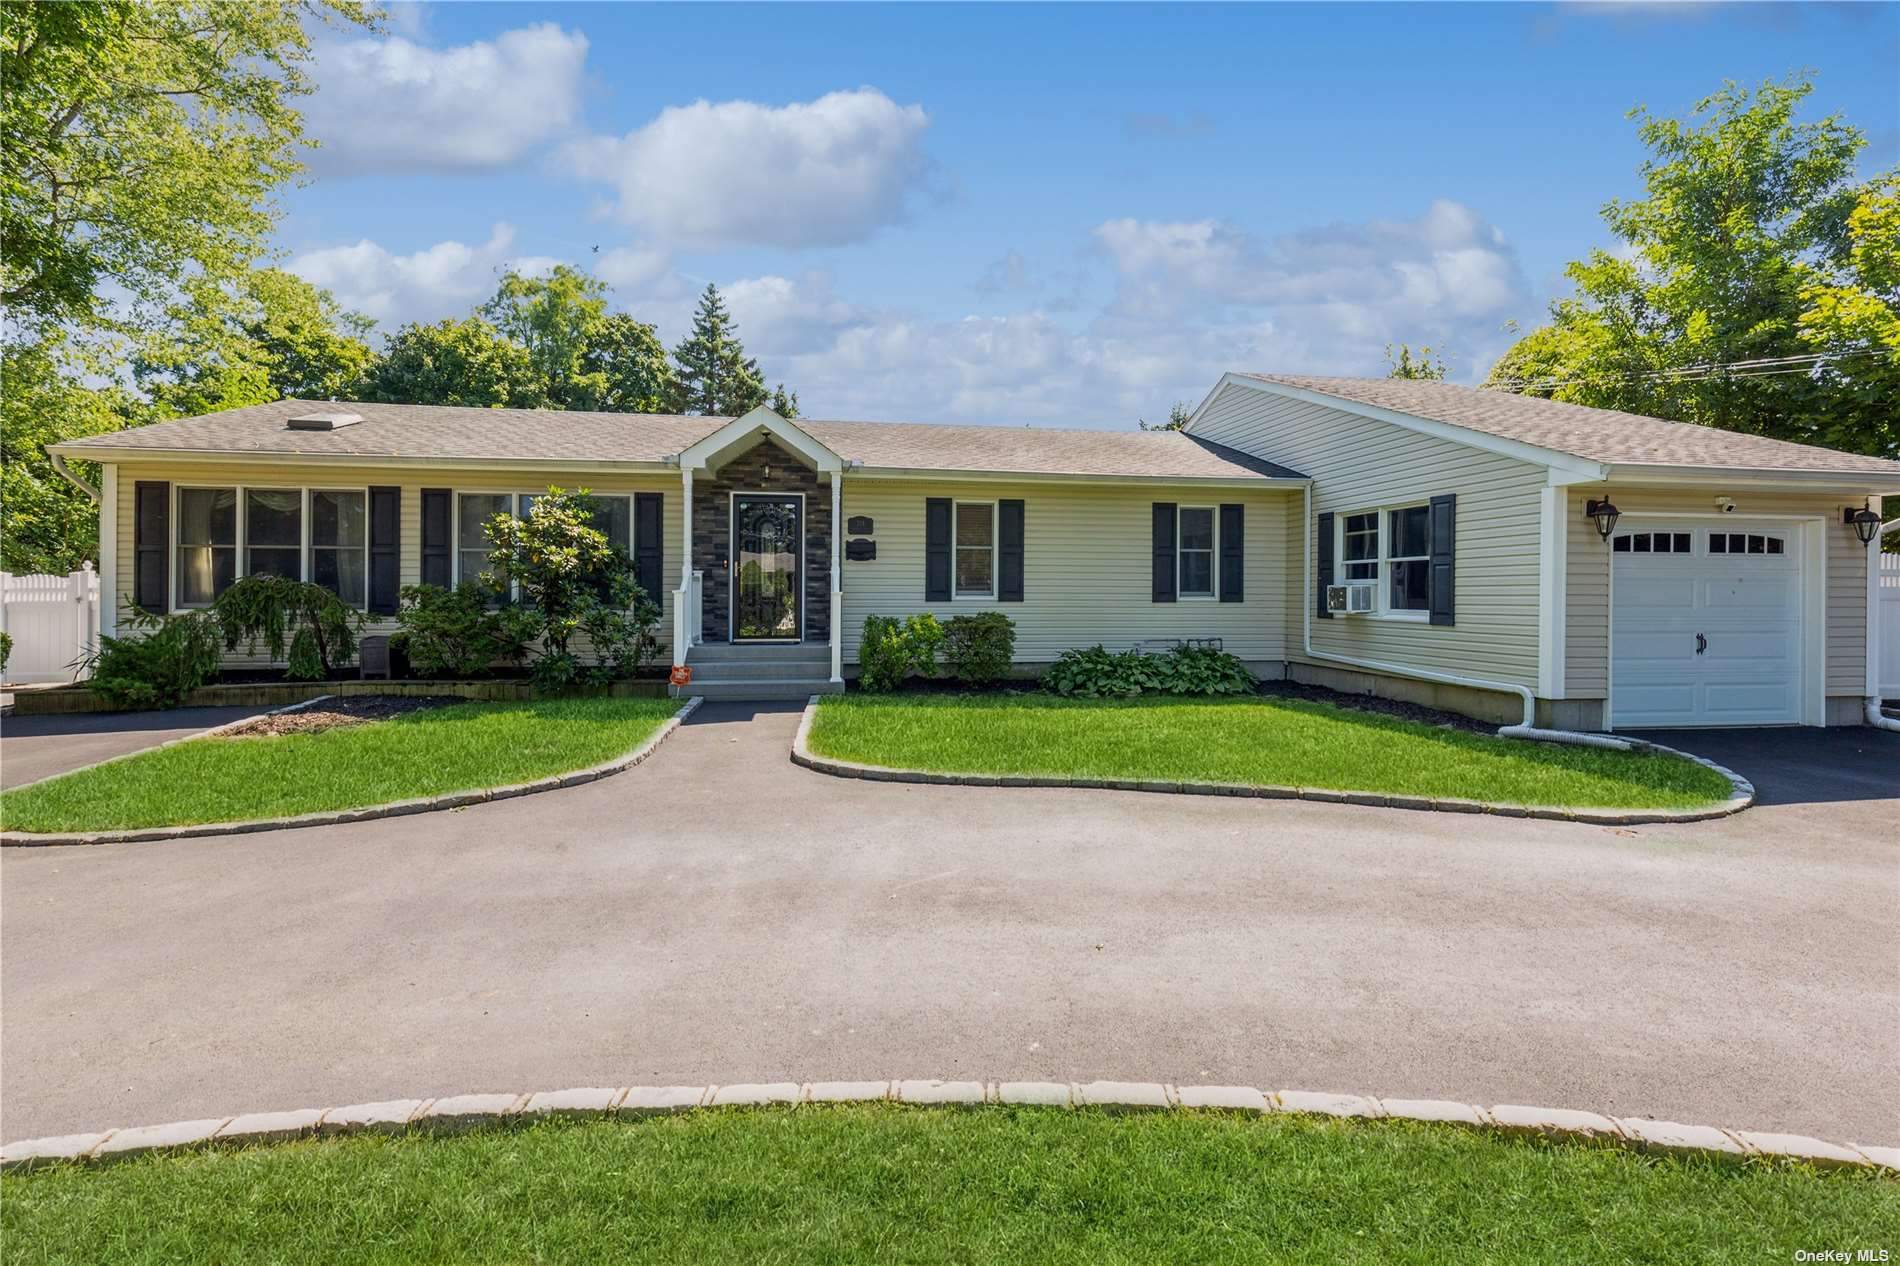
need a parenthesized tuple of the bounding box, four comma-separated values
(1627, 724, 1899, 806)
(1, 706, 269, 790)
(1, 704, 1894, 1146)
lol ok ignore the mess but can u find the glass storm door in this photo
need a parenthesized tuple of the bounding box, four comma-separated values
(731, 494, 802, 641)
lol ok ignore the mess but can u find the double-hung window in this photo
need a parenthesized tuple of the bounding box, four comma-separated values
(1178, 506, 1216, 597)
(1342, 512, 1379, 582)
(457, 493, 516, 591)
(244, 490, 302, 580)
(311, 490, 368, 607)
(176, 488, 238, 607)
(955, 501, 995, 598)
(458, 491, 634, 602)
(1385, 505, 1430, 613)
(1335, 503, 1430, 617)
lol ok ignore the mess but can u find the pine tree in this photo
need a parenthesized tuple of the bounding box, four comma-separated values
(671, 283, 770, 415)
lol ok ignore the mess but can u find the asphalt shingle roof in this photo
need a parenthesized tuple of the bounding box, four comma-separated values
(1240, 373, 1900, 477)
(55, 399, 1307, 482)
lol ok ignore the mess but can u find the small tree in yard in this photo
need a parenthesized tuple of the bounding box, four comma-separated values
(481, 488, 660, 691)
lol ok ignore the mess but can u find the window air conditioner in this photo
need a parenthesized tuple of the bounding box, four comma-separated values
(1325, 581, 1375, 615)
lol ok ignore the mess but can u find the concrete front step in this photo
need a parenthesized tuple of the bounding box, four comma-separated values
(682, 658, 835, 682)
(672, 678, 842, 702)
(687, 642, 830, 663)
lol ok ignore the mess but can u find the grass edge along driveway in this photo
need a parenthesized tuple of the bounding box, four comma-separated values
(808, 693, 1735, 810)
(3, 1108, 1891, 1265)
(0, 696, 681, 833)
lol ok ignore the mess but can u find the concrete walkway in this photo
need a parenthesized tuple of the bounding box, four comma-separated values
(2, 702, 1894, 1143)
(1, 706, 270, 790)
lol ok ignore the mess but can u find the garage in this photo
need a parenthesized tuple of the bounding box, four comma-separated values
(1609, 520, 1809, 728)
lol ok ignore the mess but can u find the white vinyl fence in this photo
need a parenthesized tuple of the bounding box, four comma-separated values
(1882, 552, 1900, 701)
(1, 566, 100, 685)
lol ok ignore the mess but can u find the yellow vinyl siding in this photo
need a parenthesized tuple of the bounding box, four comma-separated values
(838, 477, 1294, 664)
(108, 460, 680, 668)
(1563, 486, 1869, 699)
(1190, 382, 1547, 692)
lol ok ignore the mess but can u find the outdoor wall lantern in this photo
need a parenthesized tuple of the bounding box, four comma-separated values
(1585, 497, 1621, 542)
(1844, 506, 1881, 546)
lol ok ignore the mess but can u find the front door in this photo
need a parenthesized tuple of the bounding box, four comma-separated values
(730, 493, 802, 641)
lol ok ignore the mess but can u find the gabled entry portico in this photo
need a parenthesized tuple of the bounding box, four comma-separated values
(671, 407, 846, 690)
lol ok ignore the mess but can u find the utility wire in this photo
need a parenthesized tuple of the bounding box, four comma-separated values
(1488, 348, 1883, 392)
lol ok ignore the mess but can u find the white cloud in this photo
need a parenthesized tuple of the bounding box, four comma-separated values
(1092, 200, 1529, 377)
(305, 24, 589, 174)
(705, 201, 1532, 426)
(565, 88, 932, 249)
(287, 223, 555, 329)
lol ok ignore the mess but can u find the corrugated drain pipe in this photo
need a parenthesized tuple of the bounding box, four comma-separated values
(1299, 485, 1633, 751)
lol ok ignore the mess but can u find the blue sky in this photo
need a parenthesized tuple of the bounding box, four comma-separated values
(283, 1, 1900, 427)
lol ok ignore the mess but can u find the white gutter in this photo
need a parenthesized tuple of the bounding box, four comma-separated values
(1299, 484, 1633, 751)
(51, 453, 99, 502)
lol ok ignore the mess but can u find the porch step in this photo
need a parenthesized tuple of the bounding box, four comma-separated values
(684, 658, 835, 682)
(672, 678, 843, 702)
(687, 643, 831, 664)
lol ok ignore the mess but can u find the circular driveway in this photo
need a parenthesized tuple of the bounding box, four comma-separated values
(2, 703, 1895, 1144)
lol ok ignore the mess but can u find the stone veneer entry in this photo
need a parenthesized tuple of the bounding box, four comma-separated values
(692, 438, 833, 644)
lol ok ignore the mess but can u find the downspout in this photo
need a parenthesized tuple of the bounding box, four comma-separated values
(1868, 514, 1899, 732)
(1299, 484, 1633, 751)
(51, 452, 100, 503)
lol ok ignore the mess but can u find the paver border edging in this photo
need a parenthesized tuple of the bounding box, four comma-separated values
(3, 1078, 1891, 1174)
(0, 696, 702, 847)
(788, 697, 1754, 826)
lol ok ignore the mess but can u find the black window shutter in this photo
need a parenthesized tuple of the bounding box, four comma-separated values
(1218, 503, 1243, 603)
(1151, 502, 1177, 603)
(998, 499, 1024, 601)
(1429, 493, 1456, 626)
(924, 498, 951, 601)
(367, 486, 401, 614)
(134, 481, 169, 611)
(1316, 510, 1335, 619)
(420, 488, 453, 589)
(633, 492, 665, 603)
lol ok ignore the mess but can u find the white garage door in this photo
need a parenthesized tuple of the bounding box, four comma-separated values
(1611, 521, 1804, 728)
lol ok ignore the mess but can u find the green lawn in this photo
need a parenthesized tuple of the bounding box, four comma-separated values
(809, 693, 1736, 810)
(0, 697, 681, 832)
(3, 1109, 1891, 1264)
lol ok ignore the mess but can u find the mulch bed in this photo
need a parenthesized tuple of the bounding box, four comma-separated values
(1253, 679, 1498, 735)
(221, 695, 461, 738)
(848, 673, 1499, 735)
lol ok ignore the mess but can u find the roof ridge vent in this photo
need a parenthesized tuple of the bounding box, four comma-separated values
(286, 410, 364, 432)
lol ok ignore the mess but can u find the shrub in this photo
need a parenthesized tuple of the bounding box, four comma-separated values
(0, 629, 11, 673)
(1164, 644, 1257, 695)
(392, 582, 540, 678)
(1042, 643, 1255, 698)
(85, 607, 223, 710)
(1041, 645, 1166, 698)
(858, 613, 944, 692)
(940, 612, 1016, 685)
(212, 575, 362, 681)
(481, 487, 660, 690)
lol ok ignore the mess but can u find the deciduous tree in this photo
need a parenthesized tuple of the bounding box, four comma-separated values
(1486, 77, 1893, 467)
